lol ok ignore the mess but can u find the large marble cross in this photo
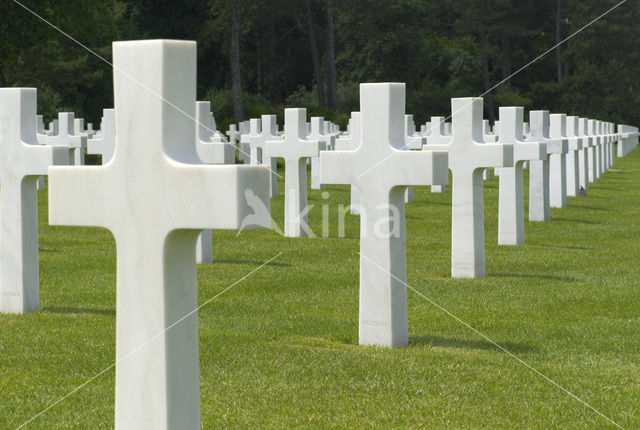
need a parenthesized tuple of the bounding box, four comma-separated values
(497, 107, 546, 245)
(48, 40, 270, 428)
(320, 83, 448, 347)
(0, 88, 68, 314)
(422, 98, 513, 278)
(549, 114, 570, 208)
(334, 112, 362, 214)
(564, 116, 585, 197)
(526, 111, 566, 222)
(87, 108, 116, 164)
(265, 108, 323, 237)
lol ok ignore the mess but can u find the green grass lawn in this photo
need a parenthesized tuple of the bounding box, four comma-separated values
(1, 149, 639, 429)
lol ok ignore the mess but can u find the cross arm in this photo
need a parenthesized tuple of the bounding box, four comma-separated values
(545, 138, 568, 154)
(319, 150, 359, 185)
(391, 150, 449, 186)
(514, 141, 546, 163)
(473, 142, 514, 169)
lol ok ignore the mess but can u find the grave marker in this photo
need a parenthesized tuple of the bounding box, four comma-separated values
(320, 83, 448, 347)
(0, 88, 68, 314)
(422, 98, 514, 278)
(87, 108, 116, 164)
(48, 40, 270, 428)
(265, 108, 323, 237)
(497, 107, 546, 245)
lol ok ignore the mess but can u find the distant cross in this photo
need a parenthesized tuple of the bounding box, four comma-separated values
(87, 108, 116, 164)
(242, 116, 279, 197)
(404, 114, 424, 149)
(334, 112, 362, 215)
(194, 101, 237, 263)
(48, 40, 270, 428)
(564, 116, 585, 197)
(497, 107, 546, 245)
(320, 83, 449, 347)
(578, 118, 595, 188)
(526, 111, 567, 222)
(265, 108, 323, 237)
(549, 114, 570, 208)
(425, 116, 450, 193)
(421, 97, 513, 278)
(596, 121, 607, 175)
(308, 116, 333, 190)
(0, 88, 68, 314)
(44, 112, 87, 166)
(588, 119, 603, 181)
(226, 123, 241, 162)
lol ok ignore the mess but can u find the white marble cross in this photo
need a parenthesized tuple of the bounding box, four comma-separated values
(226, 123, 241, 162)
(194, 101, 237, 264)
(44, 112, 87, 165)
(48, 40, 270, 428)
(422, 98, 513, 278)
(334, 112, 362, 215)
(548, 114, 570, 208)
(526, 111, 567, 221)
(497, 107, 546, 245)
(404, 114, 424, 149)
(578, 118, 594, 189)
(87, 108, 116, 164)
(618, 124, 639, 157)
(242, 116, 279, 197)
(320, 83, 449, 347)
(425, 116, 451, 193)
(564, 116, 585, 197)
(265, 108, 323, 237)
(308, 116, 334, 190)
(588, 119, 602, 181)
(0, 88, 68, 314)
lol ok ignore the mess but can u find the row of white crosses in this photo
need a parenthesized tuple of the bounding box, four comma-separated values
(0, 39, 637, 429)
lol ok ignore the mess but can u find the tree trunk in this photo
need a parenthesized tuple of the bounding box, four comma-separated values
(230, 1, 244, 122)
(306, 0, 326, 107)
(501, 34, 512, 85)
(556, 0, 563, 83)
(326, 0, 339, 109)
(479, 14, 495, 122)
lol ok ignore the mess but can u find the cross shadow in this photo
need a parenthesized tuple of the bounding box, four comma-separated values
(550, 217, 598, 224)
(212, 258, 291, 267)
(43, 306, 115, 316)
(410, 335, 536, 354)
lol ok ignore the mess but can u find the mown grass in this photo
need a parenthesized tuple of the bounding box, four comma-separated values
(1, 149, 639, 429)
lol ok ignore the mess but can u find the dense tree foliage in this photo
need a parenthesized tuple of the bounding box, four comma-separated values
(1, 0, 638, 131)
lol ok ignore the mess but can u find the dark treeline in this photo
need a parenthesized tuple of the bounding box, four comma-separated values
(1, 0, 638, 131)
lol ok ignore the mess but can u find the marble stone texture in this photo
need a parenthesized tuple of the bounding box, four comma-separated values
(497, 107, 546, 246)
(320, 83, 448, 348)
(87, 108, 116, 164)
(334, 112, 362, 215)
(421, 98, 514, 278)
(526, 111, 567, 222)
(0, 88, 69, 314)
(265, 108, 323, 237)
(48, 40, 270, 429)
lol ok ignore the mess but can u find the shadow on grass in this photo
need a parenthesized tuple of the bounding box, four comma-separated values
(213, 258, 291, 267)
(550, 217, 598, 225)
(410, 335, 536, 354)
(527, 244, 592, 251)
(43, 306, 115, 316)
(488, 272, 576, 282)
